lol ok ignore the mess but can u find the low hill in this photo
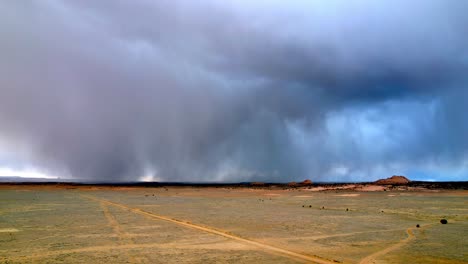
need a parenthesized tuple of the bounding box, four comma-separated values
(375, 175, 410, 185)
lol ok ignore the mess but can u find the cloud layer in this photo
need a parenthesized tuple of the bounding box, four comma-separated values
(0, 0, 467, 181)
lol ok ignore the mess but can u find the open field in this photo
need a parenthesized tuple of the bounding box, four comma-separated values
(0, 185, 467, 263)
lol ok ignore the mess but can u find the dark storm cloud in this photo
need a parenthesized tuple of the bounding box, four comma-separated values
(0, 0, 467, 181)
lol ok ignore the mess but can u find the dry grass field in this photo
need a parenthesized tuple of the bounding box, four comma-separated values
(0, 185, 467, 263)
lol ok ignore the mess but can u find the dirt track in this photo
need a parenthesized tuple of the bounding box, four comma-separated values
(359, 224, 434, 264)
(100, 202, 148, 263)
(1, 187, 466, 263)
(84, 195, 335, 264)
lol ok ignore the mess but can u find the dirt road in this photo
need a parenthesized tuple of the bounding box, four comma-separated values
(83, 195, 335, 264)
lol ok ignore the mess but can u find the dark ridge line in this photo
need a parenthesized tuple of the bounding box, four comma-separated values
(0, 181, 467, 189)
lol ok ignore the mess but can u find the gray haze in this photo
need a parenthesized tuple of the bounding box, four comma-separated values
(0, 0, 467, 182)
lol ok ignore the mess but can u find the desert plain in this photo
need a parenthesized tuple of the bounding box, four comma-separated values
(0, 183, 467, 263)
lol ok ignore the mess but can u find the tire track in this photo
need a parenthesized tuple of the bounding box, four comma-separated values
(101, 202, 127, 242)
(100, 202, 146, 263)
(84, 195, 335, 264)
(359, 224, 434, 264)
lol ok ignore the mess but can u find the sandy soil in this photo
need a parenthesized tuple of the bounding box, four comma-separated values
(0, 185, 466, 263)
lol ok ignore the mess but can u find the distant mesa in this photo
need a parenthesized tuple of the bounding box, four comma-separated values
(287, 179, 312, 187)
(300, 179, 313, 185)
(375, 175, 410, 185)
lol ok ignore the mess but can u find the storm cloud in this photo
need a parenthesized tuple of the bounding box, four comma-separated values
(0, 0, 467, 181)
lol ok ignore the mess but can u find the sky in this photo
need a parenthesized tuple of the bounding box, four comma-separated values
(0, 0, 467, 182)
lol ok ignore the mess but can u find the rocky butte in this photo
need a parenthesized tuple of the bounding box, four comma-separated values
(375, 175, 411, 185)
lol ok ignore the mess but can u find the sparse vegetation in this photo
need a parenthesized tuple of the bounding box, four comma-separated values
(0, 185, 466, 263)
